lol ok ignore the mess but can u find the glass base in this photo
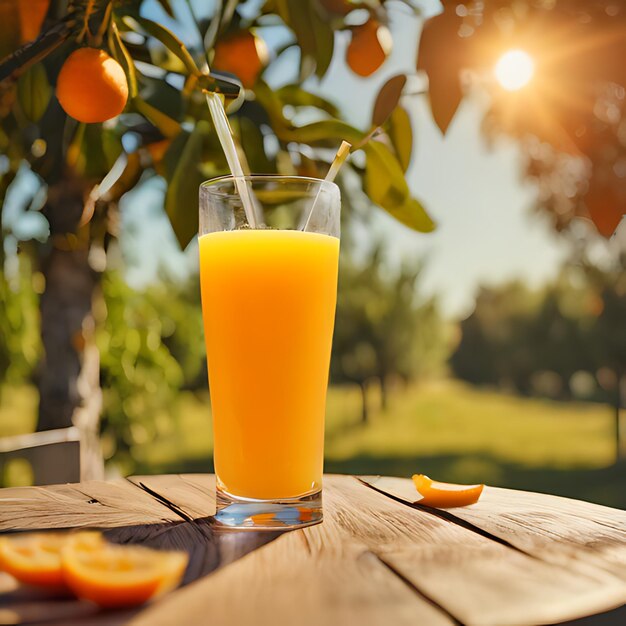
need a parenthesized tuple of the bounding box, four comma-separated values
(214, 485, 323, 530)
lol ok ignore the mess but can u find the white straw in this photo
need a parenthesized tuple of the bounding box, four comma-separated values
(303, 141, 351, 231)
(205, 92, 258, 228)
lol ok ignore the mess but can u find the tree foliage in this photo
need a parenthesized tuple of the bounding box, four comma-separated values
(417, 0, 626, 237)
(96, 269, 205, 469)
(0, 254, 41, 388)
(451, 255, 626, 402)
(0, 0, 432, 255)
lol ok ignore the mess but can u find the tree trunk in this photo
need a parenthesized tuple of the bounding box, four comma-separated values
(359, 380, 369, 424)
(37, 179, 103, 480)
(380, 376, 388, 412)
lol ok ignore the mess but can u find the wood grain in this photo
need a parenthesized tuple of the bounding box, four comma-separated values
(128, 477, 453, 626)
(129, 475, 626, 626)
(360, 476, 626, 582)
(2, 474, 626, 626)
(127, 474, 216, 520)
(329, 476, 626, 626)
(0, 480, 180, 532)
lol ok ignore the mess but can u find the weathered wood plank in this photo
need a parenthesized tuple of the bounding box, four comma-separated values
(128, 475, 626, 626)
(0, 480, 180, 532)
(128, 477, 454, 626)
(330, 476, 626, 626)
(126, 474, 216, 520)
(360, 476, 626, 582)
(2, 475, 626, 626)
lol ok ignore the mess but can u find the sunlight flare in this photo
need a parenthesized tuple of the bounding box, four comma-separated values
(495, 49, 535, 91)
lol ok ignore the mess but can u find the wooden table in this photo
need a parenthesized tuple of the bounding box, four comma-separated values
(1, 474, 625, 626)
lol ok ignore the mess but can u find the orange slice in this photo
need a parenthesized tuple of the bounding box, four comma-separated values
(0, 532, 69, 588)
(61, 532, 188, 608)
(412, 474, 484, 508)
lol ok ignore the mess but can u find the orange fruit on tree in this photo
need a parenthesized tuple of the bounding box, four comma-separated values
(212, 30, 269, 89)
(412, 474, 484, 508)
(56, 48, 129, 124)
(346, 19, 392, 78)
(18, 0, 50, 43)
(0, 532, 69, 588)
(61, 531, 188, 608)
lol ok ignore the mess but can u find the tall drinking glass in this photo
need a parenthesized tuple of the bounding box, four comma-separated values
(199, 176, 340, 529)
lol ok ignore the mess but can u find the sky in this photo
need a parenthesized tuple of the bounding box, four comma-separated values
(117, 0, 573, 317)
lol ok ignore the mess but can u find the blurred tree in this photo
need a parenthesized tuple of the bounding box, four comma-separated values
(585, 253, 626, 460)
(0, 0, 433, 453)
(0, 254, 41, 394)
(331, 243, 449, 423)
(417, 0, 625, 238)
(452, 274, 594, 397)
(451, 255, 626, 459)
(97, 269, 206, 471)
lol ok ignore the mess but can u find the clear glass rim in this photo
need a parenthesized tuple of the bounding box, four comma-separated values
(200, 174, 339, 197)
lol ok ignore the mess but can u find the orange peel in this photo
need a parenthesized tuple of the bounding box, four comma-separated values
(412, 474, 484, 508)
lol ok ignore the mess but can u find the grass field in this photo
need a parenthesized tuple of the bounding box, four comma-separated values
(1, 381, 624, 508)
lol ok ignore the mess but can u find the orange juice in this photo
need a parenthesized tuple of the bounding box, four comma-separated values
(199, 229, 339, 499)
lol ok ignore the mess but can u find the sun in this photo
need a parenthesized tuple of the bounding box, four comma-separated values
(494, 49, 535, 91)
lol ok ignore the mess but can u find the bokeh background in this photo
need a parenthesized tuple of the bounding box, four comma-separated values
(1, 0, 624, 507)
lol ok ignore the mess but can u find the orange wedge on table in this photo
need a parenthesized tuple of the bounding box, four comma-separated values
(412, 474, 484, 508)
(0, 532, 68, 588)
(0, 531, 188, 608)
(62, 532, 188, 608)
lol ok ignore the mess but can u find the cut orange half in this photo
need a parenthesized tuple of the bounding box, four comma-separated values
(61, 532, 188, 608)
(412, 474, 484, 508)
(0, 532, 69, 588)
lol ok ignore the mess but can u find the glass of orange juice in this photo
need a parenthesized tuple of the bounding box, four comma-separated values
(199, 175, 340, 529)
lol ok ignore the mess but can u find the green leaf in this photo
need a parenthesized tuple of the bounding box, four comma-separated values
(388, 105, 412, 172)
(311, 3, 334, 78)
(279, 0, 335, 80)
(122, 15, 202, 77)
(365, 140, 408, 208)
(140, 76, 183, 120)
(393, 196, 435, 233)
(164, 122, 209, 248)
(284, 0, 317, 80)
(148, 43, 187, 74)
(364, 140, 434, 232)
(372, 74, 406, 127)
(109, 22, 138, 98)
(274, 84, 338, 116)
(17, 63, 51, 122)
(69, 125, 123, 180)
(283, 119, 365, 145)
(133, 97, 181, 139)
(238, 116, 273, 173)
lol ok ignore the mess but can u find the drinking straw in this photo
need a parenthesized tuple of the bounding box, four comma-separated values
(302, 141, 351, 232)
(205, 92, 258, 228)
